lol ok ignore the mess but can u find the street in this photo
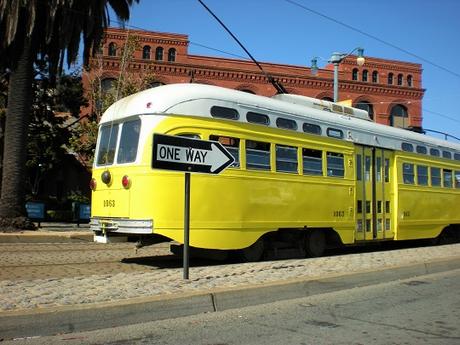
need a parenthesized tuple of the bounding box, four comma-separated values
(5, 269, 460, 345)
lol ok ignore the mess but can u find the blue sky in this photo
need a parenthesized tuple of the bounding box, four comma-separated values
(109, 0, 460, 140)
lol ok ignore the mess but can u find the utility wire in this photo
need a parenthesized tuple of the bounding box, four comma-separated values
(283, 0, 460, 79)
(197, 0, 287, 94)
(109, 14, 460, 127)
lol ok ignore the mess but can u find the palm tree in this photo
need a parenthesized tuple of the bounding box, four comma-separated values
(0, 0, 138, 229)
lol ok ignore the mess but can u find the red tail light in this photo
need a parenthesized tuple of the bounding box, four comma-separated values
(122, 175, 131, 189)
(89, 178, 97, 191)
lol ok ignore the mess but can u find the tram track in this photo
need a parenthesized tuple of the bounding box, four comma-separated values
(0, 242, 178, 281)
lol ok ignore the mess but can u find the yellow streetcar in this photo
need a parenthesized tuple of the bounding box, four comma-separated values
(90, 84, 460, 260)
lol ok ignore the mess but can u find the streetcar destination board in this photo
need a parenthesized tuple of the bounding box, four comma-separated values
(152, 133, 234, 174)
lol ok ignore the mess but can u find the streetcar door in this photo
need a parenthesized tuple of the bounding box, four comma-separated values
(355, 146, 392, 241)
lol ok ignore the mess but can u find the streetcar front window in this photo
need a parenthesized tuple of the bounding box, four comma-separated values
(117, 119, 141, 164)
(96, 124, 119, 166)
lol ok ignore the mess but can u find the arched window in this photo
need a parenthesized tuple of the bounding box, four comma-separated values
(352, 68, 358, 81)
(388, 73, 393, 85)
(390, 104, 408, 128)
(362, 69, 368, 82)
(397, 74, 403, 86)
(101, 78, 117, 93)
(355, 100, 374, 120)
(142, 45, 151, 59)
(407, 75, 413, 87)
(372, 71, 378, 83)
(168, 48, 176, 62)
(108, 42, 117, 56)
(155, 47, 164, 61)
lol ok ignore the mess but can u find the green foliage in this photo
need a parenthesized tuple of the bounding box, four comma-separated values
(68, 115, 99, 165)
(67, 190, 90, 204)
(26, 62, 89, 200)
(27, 62, 87, 171)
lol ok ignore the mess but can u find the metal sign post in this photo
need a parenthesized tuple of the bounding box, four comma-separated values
(183, 172, 191, 279)
(152, 134, 234, 279)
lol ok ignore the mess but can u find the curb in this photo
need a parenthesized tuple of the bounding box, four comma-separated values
(0, 231, 93, 243)
(1, 257, 459, 339)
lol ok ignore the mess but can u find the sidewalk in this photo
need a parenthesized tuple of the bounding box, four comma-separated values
(0, 222, 92, 243)
(0, 241, 459, 339)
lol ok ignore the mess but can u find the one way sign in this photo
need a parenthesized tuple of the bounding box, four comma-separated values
(152, 134, 235, 174)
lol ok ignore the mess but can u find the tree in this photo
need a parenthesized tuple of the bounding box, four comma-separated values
(76, 32, 157, 164)
(0, 0, 138, 229)
(27, 63, 88, 198)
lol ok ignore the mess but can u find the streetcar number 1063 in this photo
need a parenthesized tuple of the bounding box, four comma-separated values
(103, 200, 115, 207)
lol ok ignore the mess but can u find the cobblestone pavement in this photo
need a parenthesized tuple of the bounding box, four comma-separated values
(0, 242, 459, 313)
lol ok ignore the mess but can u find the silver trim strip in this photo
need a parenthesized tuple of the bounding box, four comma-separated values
(90, 217, 153, 234)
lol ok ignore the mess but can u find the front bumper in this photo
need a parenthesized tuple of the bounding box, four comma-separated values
(90, 217, 153, 234)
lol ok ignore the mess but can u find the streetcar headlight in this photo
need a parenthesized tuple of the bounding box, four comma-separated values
(101, 170, 112, 185)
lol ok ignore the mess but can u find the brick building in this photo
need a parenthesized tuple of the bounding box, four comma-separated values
(83, 27, 425, 130)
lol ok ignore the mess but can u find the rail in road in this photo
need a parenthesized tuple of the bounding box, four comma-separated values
(0, 242, 176, 281)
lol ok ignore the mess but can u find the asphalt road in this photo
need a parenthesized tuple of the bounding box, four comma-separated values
(6, 269, 460, 345)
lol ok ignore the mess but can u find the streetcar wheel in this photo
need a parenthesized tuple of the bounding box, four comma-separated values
(305, 230, 326, 257)
(239, 239, 265, 262)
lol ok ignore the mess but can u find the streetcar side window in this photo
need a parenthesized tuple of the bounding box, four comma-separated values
(455, 171, 460, 188)
(303, 148, 323, 175)
(276, 117, 298, 131)
(210, 135, 240, 168)
(327, 152, 344, 177)
(430, 148, 440, 157)
(455, 153, 460, 161)
(356, 154, 362, 180)
(246, 140, 270, 171)
(96, 124, 119, 166)
(247, 112, 270, 126)
(416, 165, 428, 186)
(401, 143, 414, 152)
(442, 151, 452, 160)
(210, 106, 239, 120)
(303, 123, 321, 135)
(416, 146, 427, 154)
(276, 145, 298, 173)
(443, 169, 453, 188)
(431, 167, 441, 187)
(402, 163, 414, 184)
(117, 119, 141, 164)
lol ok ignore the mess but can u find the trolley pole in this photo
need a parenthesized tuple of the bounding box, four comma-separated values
(183, 172, 191, 280)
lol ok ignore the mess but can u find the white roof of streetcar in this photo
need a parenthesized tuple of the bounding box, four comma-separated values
(101, 83, 460, 156)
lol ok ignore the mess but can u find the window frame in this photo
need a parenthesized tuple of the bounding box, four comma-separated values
(402, 162, 415, 184)
(276, 145, 298, 174)
(246, 140, 271, 171)
(247, 112, 270, 126)
(210, 106, 239, 120)
(276, 117, 298, 131)
(327, 152, 345, 178)
(303, 148, 323, 176)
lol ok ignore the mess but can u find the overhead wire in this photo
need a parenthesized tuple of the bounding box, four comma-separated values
(79, 6, 460, 129)
(282, 0, 460, 79)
